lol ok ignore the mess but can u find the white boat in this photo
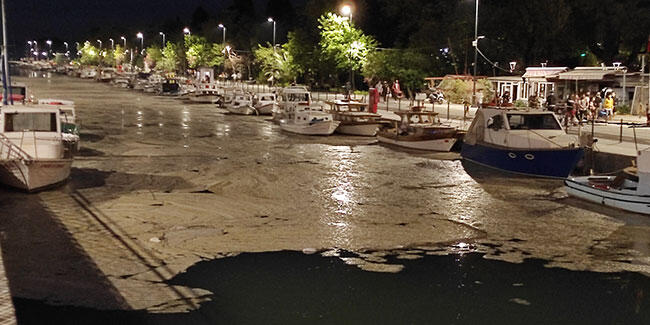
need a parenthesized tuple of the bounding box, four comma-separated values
(96, 68, 116, 82)
(0, 105, 73, 191)
(326, 99, 381, 136)
(280, 105, 339, 135)
(188, 82, 222, 103)
(274, 85, 312, 123)
(377, 111, 458, 151)
(225, 92, 256, 115)
(80, 67, 97, 79)
(565, 149, 650, 215)
(461, 108, 584, 178)
(253, 92, 278, 115)
(37, 99, 80, 154)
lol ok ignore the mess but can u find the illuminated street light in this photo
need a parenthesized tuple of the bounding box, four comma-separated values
(183, 27, 191, 35)
(159, 31, 165, 48)
(120, 36, 126, 48)
(267, 17, 276, 49)
(109, 38, 114, 50)
(136, 32, 143, 51)
(97, 39, 102, 49)
(218, 24, 226, 45)
(341, 4, 352, 18)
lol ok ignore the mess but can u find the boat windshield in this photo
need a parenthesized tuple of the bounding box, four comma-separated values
(506, 113, 561, 130)
(286, 93, 310, 102)
(4, 112, 58, 132)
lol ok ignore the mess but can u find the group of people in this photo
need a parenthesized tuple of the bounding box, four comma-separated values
(373, 80, 404, 101)
(551, 90, 617, 125)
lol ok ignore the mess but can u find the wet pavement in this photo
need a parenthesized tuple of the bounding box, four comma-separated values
(1, 72, 650, 323)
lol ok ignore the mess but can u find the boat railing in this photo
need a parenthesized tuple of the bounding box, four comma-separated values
(527, 129, 566, 148)
(0, 133, 33, 162)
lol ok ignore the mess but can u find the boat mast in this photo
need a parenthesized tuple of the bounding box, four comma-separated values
(1, 0, 8, 105)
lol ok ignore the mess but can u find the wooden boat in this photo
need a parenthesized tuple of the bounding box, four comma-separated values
(274, 86, 311, 123)
(461, 108, 584, 178)
(565, 151, 650, 215)
(377, 111, 457, 151)
(326, 99, 381, 136)
(0, 105, 73, 191)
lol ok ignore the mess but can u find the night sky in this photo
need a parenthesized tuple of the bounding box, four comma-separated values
(5, 0, 274, 55)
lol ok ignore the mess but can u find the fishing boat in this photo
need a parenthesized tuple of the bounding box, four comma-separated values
(564, 149, 650, 215)
(377, 111, 458, 151)
(326, 99, 381, 136)
(0, 82, 27, 103)
(79, 67, 97, 79)
(461, 108, 584, 178)
(225, 92, 256, 115)
(96, 68, 116, 82)
(274, 85, 311, 123)
(0, 105, 73, 191)
(188, 82, 221, 103)
(279, 105, 339, 135)
(253, 92, 278, 115)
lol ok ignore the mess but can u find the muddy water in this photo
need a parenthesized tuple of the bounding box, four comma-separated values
(2, 72, 650, 314)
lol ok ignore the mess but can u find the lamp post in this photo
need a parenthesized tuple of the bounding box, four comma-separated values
(96, 39, 102, 49)
(267, 17, 276, 49)
(63, 41, 69, 57)
(120, 36, 126, 48)
(341, 4, 354, 93)
(159, 32, 165, 48)
(136, 32, 143, 52)
(183, 27, 191, 36)
(472, 0, 479, 107)
(218, 24, 226, 45)
(109, 38, 114, 50)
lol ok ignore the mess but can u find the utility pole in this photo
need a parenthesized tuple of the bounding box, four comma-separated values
(472, 0, 479, 107)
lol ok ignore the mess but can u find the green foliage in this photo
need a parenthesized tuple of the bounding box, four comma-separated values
(438, 78, 471, 104)
(363, 49, 428, 97)
(101, 48, 114, 67)
(113, 45, 126, 66)
(253, 43, 298, 85)
(616, 104, 631, 115)
(514, 100, 527, 108)
(54, 53, 67, 66)
(184, 35, 225, 69)
(318, 12, 377, 72)
(159, 42, 180, 72)
(478, 79, 495, 103)
(145, 46, 163, 69)
(78, 41, 100, 66)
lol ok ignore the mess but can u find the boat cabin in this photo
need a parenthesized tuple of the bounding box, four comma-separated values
(464, 108, 577, 149)
(1, 106, 64, 159)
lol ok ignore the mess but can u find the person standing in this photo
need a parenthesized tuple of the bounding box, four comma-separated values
(604, 94, 614, 120)
(375, 81, 383, 102)
(546, 91, 557, 112)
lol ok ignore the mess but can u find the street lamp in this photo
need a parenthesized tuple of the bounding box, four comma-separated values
(120, 36, 126, 48)
(97, 39, 102, 49)
(63, 41, 68, 51)
(267, 17, 276, 48)
(218, 24, 226, 45)
(183, 27, 191, 35)
(136, 32, 143, 51)
(46, 40, 52, 59)
(109, 38, 114, 50)
(472, 0, 479, 107)
(340, 4, 354, 93)
(159, 31, 165, 48)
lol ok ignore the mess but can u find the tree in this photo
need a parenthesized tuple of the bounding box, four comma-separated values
(318, 12, 377, 72)
(78, 41, 100, 66)
(145, 46, 163, 69)
(184, 35, 225, 69)
(363, 49, 429, 98)
(113, 45, 126, 66)
(254, 43, 299, 85)
(159, 42, 180, 72)
(101, 48, 115, 67)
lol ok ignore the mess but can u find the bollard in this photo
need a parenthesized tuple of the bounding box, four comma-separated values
(432, 101, 435, 113)
(386, 96, 389, 110)
(619, 119, 623, 142)
(398, 98, 401, 111)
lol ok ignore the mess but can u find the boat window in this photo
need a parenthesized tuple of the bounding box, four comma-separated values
(507, 113, 561, 130)
(487, 114, 504, 130)
(4, 112, 58, 132)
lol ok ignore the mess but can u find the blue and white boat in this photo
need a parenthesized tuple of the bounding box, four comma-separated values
(461, 108, 584, 178)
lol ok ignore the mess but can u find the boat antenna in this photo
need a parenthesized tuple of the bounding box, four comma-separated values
(1, 0, 9, 105)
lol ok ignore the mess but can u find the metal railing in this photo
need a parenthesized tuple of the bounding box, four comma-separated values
(0, 133, 32, 161)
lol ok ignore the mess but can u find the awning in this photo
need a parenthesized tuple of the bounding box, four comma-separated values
(557, 70, 615, 80)
(522, 67, 567, 79)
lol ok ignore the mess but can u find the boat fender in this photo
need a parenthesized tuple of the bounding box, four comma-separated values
(524, 154, 535, 160)
(508, 152, 517, 159)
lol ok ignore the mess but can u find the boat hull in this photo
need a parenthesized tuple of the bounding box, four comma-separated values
(337, 123, 380, 136)
(280, 121, 340, 136)
(377, 134, 457, 151)
(255, 103, 277, 115)
(565, 177, 650, 214)
(226, 105, 256, 115)
(461, 142, 584, 178)
(0, 159, 72, 191)
(188, 95, 219, 104)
